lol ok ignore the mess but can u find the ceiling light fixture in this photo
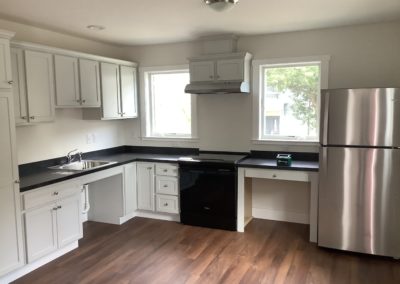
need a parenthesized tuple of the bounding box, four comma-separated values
(86, 25, 105, 31)
(204, 0, 239, 12)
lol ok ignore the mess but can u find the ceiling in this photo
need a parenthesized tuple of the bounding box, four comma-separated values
(0, 0, 399, 46)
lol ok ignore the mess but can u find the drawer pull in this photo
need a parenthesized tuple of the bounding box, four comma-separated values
(163, 203, 168, 206)
(163, 184, 168, 188)
(8, 80, 13, 85)
(163, 169, 168, 172)
(272, 174, 277, 178)
(57, 205, 62, 209)
(53, 191, 59, 196)
(53, 207, 58, 211)
(147, 167, 152, 170)
(14, 180, 20, 184)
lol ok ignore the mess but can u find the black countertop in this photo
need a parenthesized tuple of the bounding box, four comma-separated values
(19, 147, 319, 192)
(20, 146, 197, 192)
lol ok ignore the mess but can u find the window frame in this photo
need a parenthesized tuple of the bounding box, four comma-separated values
(139, 65, 198, 141)
(252, 56, 330, 144)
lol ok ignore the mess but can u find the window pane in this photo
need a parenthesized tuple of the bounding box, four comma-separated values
(150, 72, 191, 136)
(263, 65, 319, 140)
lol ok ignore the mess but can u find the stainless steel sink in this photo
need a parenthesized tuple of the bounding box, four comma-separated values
(49, 160, 117, 171)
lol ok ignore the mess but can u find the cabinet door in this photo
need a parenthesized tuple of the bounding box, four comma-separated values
(24, 50, 55, 122)
(100, 62, 120, 119)
(124, 163, 137, 215)
(136, 163, 155, 211)
(56, 195, 82, 248)
(0, 38, 12, 89)
(54, 55, 80, 107)
(79, 59, 101, 107)
(0, 91, 24, 276)
(24, 204, 57, 263)
(10, 48, 29, 125)
(216, 59, 244, 81)
(120, 65, 138, 118)
(189, 61, 215, 82)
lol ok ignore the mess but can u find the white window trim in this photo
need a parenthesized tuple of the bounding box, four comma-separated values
(139, 65, 198, 140)
(252, 55, 330, 144)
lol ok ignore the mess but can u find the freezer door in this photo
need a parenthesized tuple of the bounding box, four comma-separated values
(318, 147, 400, 257)
(320, 88, 400, 147)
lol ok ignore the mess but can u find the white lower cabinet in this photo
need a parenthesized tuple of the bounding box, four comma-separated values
(23, 183, 82, 263)
(137, 162, 179, 214)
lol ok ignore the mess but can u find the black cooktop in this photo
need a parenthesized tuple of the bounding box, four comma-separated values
(178, 153, 247, 164)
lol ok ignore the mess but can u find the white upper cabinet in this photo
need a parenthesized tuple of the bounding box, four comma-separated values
(100, 62, 121, 119)
(54, 55, 80, 107)
(188, 52, 252, 83)
(24, 50, 55, 123)
(0, 38, 13, 89)
(79, 58, 100, 107)
(120, 65, 138, 118)
(10, 48, 28, 125)
(189, 61, 215, 82)
(0, 91, 25, 276)
(216, 58, 244, 81)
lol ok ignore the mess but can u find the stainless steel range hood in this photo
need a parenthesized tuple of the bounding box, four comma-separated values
(184, 81, 250, 94)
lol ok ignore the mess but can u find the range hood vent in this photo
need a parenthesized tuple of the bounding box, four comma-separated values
(185, 81, 250, 94)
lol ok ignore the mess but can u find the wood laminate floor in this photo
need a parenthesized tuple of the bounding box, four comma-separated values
(13, 218, 400, 284)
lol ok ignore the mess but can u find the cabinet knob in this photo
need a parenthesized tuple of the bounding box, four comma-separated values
(53, 207, 58, 211)
(82, 99, 86, 103)
(147, 167, 152, 170)
(30, 116, 35, 120)
(163, 169, 168, 172)
(21, 116, 27, 120)
(163, 184, 168, 188)
(7, 80, 13, 85)
(14, 180, 20, 184)
(272, 174, 277, 178)
(215, 75, 220, 79)
(76, 99, 81, 103)
(53, 191, 59, 196)
(163, 203, 168, 206)
(57, 205, 62, 209)
(209, 75, 213, 79)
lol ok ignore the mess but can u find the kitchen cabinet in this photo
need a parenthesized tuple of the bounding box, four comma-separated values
(101, 62, 121, 119)
(0, 87, 25, 276)
(188, 52, 251, 83)
(137, 162, 179, 214)
(10, 48, 28, 125)
(79, 58, 101, 107)
(119, 65, 138, 118)
(0, 37, 13, 89)
(54, 55, 80, 107)
(137, 162, 155, 211)
(189, 61, 215, 82)
(24, 50, 55, 123)
(23, 182, 82, 263)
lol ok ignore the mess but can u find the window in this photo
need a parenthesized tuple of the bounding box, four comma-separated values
(253, 56, 329, 142)
(141, 66, 197, 139)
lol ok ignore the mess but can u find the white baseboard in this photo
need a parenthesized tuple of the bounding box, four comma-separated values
(0, 241, 79, 284)
(252, 207, 309, 224)
(135, 211, 180, 222)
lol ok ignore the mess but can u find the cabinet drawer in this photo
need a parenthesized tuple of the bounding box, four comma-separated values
(156, 176, 178, 195)
(156, 194, 179, 214)
(155, 163, 178, 177)
(244, 168, 309, 182)
(23, 183, 81, 210)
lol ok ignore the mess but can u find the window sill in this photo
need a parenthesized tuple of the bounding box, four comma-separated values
(252, 139, 319, 147)
(142, 136, 199, 143)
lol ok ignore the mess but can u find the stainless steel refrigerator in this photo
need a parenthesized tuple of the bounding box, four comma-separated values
(318, 88, 400, 258)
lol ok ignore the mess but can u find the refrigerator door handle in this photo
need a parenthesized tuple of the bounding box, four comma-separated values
(320, 90, 329, 145)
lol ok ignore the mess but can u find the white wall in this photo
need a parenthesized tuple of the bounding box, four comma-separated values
(122, 20, 400, 153)
(0, 18, 129, 164)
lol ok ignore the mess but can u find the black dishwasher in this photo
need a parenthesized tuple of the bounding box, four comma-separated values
(179, 160, 238, 231)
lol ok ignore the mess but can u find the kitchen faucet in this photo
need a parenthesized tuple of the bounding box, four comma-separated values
(66, 149, 83, 163)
